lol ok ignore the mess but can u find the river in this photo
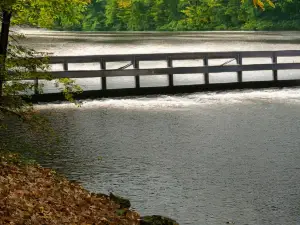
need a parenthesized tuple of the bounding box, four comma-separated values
(10, 30, 300, 225)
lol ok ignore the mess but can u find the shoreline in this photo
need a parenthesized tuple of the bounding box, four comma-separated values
(0, 152, 179, 225)
(12, 26, 300, 36)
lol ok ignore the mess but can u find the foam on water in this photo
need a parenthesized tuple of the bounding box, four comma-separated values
(35, 88, 300, 111)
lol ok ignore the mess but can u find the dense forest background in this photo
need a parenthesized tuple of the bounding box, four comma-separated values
(53, 0, 299, 31)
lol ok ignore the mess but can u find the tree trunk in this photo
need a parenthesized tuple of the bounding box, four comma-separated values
(0, 10, 12, 96)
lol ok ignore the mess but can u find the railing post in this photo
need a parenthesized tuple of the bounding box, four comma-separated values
(33, 65, 39, 95)
(100, 59, 107, 90)
(203, 56, 209, 84)
(63, 61, 68, 71)
(133, 57, 140, 88)
(167, 57, 174, 87)
(237, 53, 243, 83)
(272, 53, 278, 82)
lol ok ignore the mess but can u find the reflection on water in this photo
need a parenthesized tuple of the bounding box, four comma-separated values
(7, 30, 300, 225)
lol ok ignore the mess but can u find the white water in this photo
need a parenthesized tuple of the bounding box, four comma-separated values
(35, 88, 300, 111)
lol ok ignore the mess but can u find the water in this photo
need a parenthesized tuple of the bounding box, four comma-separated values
(10, 30, 300, 224)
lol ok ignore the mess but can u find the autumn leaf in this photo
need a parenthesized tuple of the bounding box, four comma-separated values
(244, 0, 275, 10)
(0, 153, 140, 225)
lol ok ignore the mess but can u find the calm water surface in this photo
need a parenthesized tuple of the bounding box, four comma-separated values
(13, 30, 300, 224)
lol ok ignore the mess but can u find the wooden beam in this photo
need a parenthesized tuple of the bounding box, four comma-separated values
(34, 66, 39, 94)
(203, 56, 209, 84)
(47, 52, 236, 63)
(133, 58, 140, 88)
(44, 50, 300, 64)
(34, 78, 39, 94)
(272, 53, 278, 81)
(63, 61, 68, 71)
(237, 53, 243, 83)
(167, 57, 173, 87)
(45, 63, 300, 79)
(30, 80, 300, 103)
(100, 59, 107, 90)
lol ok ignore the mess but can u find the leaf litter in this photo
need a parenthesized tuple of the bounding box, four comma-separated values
(0, 153, 140, 225)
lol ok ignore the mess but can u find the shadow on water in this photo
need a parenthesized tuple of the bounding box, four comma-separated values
(21, 30, 300, 37)
(254, 39, 300, 44)
(21, 35, 300, 45)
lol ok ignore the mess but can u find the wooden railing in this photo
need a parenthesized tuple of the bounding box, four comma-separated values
(31, 50, 300, 95)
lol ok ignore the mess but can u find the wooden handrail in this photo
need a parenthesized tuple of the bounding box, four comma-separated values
(10, 50, 300, 98)
(39, 50, 300, 64)
(33, 63, 299, 79)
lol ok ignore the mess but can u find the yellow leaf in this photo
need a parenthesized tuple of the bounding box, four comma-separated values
(242, 0, 275, 10)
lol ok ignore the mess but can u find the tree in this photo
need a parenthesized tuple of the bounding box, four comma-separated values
(81, 0, 108, 31)
(0, 0, 89, 133)
(64, 0, 280, 31)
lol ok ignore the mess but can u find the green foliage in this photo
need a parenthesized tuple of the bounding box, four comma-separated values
(8, 0, 89, 28)
(0, 0, 89, 141)
(82, 0, 108, 31)
(116, 209, 126, 216)
(54, 0, 299, 31)
(56, 78, 83, 103)
(0, 36, 49, 130)
(0, 35, 81, 134)
(0, 151, 38, 166)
